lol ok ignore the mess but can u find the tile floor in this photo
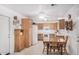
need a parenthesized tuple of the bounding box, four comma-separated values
(12, 41, 44, 55)
(12, 41, 67, 55)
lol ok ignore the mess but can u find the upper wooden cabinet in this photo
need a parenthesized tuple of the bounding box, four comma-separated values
(21, 18, 32, 48)
(59, 19, 65, 29)
(50, 23, 57, 30)
(37, 23, 43, 30)
(37, 23, 58, 30)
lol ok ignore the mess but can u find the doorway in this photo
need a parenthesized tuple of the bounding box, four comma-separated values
(0, 15, 10, 55)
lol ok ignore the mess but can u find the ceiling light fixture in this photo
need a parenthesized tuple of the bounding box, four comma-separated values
(38, 12, 48, 21)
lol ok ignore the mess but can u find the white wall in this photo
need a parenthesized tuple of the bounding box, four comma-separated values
(32, 25, 38, 45)
(64, 5, 79, 55)
(0, 5, 24, 54)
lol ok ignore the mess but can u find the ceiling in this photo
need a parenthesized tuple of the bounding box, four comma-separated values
(1, 4, 75, 20)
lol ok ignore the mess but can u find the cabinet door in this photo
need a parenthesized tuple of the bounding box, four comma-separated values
(59, 19, 65, 29)
(22, 18, 32, 48)
(38, 23, 43, 30)
(14, 29, 25, 52)
(14, 30, 19, 52)
(38, 34, 43, 41)
(19, 32, 25, 51)
(50, 23, 57, 30)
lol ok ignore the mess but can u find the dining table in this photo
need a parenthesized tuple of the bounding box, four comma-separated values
(43, 36, 66, 55)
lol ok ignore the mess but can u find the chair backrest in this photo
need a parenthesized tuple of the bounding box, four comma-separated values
(56, 36, 64, 40)
(50, 34, 58, 46)
(49, 34, 56, 40)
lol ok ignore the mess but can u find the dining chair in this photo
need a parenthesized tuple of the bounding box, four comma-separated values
(63, 36, 68, 54)
(49, 34, 60, 54)
(42, 34, 49, 53)
(42, 40, 47, 53)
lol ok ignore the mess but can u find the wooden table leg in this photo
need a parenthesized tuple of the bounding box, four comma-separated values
(60, 45, 63, 55)
(47, 43, 49, 55)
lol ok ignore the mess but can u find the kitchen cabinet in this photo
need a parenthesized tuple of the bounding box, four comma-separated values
(37, 23, 43, 30)
(22, 18, 32, 48)
(14, 29, 24, 52)
(59, 19, 65, 29)
(38, 34, 43, 41)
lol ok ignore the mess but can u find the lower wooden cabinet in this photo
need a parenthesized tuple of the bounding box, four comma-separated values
(14, 18, 32, 52)
(14, 29, 25, 52)
(38, 34, 43, 41)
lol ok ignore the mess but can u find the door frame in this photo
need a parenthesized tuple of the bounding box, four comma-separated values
(0, 15, 10, 55)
